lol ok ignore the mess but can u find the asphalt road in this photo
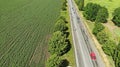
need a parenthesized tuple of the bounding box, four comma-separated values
(68, 0, 105, 67)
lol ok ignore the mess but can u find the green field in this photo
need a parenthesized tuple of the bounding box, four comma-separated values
(0, 0, 61, 67)
(85, 0, 120, 19)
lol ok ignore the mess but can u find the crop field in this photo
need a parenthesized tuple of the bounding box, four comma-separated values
(0, 0, 61, 67)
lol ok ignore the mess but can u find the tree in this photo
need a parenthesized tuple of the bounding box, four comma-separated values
(96, 7, 109, 23)
(75, 0, 79, 5)
(46, 54, 63, 67)
(113, 42, 120, 67)
(48, 31, 69, 55)
(59, 16, 67, 23)
(54, 19, 68, 32)
(78, 0, 84, 10)
(92, 22, 105, 36)
(59, 16, 66, 22)
(96, 30, 109, 44)
(83, 3, 101, 21)
(61, 0, 67, 11)
(112, 7, 120, 27)
(102, 40, 116, 56)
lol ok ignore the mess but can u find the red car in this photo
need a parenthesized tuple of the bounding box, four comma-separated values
(90, 52, 96, 60)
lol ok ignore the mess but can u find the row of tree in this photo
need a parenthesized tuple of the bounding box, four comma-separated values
(61, 0, 67, 11)
(94, 25, 120, 67)
(93, 22, 120, 67)
(46, 16, 71, 67)
(92, 22, 116, 56)
(46, 0, 71, 67)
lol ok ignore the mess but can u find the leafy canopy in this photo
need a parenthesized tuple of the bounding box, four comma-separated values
(112, 7, 120, 27)
(54, 19, 68, 32)
(92, 22, 105, 36)
(96, 7, 109, 23)
(83, 3, 101, 21)
(48, 31, 68, 55)
(46, 54, 63, 67)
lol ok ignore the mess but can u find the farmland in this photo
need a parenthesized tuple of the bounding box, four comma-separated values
(0, 0, 61, 67)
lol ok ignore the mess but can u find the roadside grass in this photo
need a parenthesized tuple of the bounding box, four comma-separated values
(84, 0, 120, 19)
(114, 28, 120, 37)
(60, 6, 76, 67)
(107, 55, 115, 67)
(85, 21, 95, 31)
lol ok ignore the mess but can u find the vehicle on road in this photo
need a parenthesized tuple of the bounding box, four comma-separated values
(90, 52, 96, 60)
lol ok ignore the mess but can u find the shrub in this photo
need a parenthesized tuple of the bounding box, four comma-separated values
(96, 7, 109, 23)
(113, 42, 120, 67)
(75, 0, 79, 5)
(46, 54, 63, 67)
(112, 7, 120, 27)
(78, 0, 84, 10)
(102, 40, 116, 56)
(96, 30, 109, 44)
(61, 0, 67, 11)
(54, 19, 68, 32)
(83, 3, 101, 21)
(48, 31, 69, 55)
(92, 22, 105, 36)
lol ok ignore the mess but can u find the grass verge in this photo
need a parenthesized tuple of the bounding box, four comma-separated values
(60, 4, 76, 67)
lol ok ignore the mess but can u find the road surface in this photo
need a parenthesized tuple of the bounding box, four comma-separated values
(68, 0, 105, 67)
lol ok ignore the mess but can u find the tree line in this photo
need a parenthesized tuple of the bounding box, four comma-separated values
(46, 0, 71, 67)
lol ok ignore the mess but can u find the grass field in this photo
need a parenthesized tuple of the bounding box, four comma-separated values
(0, 0, 61, 67)
(85, 0, 120, 19)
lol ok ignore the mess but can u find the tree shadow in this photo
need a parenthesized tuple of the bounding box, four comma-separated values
(60, 59, 69, 67)
(64, 32, 69, 38)
(60, 39, 71, 56)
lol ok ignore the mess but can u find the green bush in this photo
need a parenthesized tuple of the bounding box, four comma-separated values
(102, 40, 116, 56)
(112, 7, 120, 27)
(54, 19, 68, 32)
(61, 0, 67, 11)
(96, 30, 109, 44)
(92, 22, 105, 36)
(46, 54, 63, 67)
(75, 0, 79, 5)
(113, 42, 120, 67)
(83, 3, 101, 21)
(48, 31, 69, 55)
(78, 0, 84, 10)
(59, 16, 66, 22)
(96, 7, 109, 23)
